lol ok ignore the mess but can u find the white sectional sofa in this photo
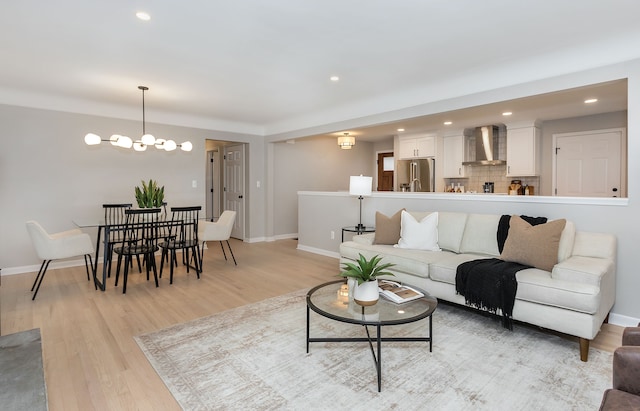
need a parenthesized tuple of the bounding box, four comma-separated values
(339, 210, 617, 361)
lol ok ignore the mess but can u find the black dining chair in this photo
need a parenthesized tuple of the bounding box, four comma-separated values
(103, 203, 142, 277)
(159, 206, 202, 284)
(113, 208, 161, 294)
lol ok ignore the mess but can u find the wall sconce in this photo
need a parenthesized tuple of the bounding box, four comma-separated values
(337, 132, 355, 149)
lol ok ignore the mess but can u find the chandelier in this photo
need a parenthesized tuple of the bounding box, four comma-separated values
(337, 132, 355, 149)
(84, 86, 192, 152)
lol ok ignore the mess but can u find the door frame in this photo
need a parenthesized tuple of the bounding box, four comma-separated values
(205, 139, 248, 239)
(375, 150, 394, 192)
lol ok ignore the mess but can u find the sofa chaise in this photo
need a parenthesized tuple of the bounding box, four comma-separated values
(339, 210, 617, 361)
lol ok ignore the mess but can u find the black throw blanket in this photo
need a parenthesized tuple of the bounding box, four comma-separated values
(455, 258, 531, 330)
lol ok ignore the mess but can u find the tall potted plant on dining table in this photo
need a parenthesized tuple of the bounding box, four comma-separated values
(340, 253, 394, 306)
(134, 179, 165, 209)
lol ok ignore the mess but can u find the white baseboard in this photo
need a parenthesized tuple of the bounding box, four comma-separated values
(609, 312, 640, 327)
(268, 233, 298, 242)
(296, 244, 340, 259)
(1, 258, 89, 276)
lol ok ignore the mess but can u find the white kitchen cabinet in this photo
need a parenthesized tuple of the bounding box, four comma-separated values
(506, 126, 541, 176)
(442, 135, 466, 177)
(398, 135, 436, 159)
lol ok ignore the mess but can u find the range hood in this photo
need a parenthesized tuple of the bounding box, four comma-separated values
(462, 125, 506, 166)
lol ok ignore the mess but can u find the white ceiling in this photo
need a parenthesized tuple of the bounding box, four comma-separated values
(1, 1, 638, 139)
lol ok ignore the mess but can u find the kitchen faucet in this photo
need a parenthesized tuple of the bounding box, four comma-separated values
(410, 178, 421, 192)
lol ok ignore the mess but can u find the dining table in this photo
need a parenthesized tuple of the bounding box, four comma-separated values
(73, 217, 179, 291)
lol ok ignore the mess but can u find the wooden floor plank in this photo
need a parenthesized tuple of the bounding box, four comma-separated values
(0, 239, 623, 410)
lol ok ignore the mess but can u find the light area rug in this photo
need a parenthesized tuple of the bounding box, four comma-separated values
(135, 290, 611, 411)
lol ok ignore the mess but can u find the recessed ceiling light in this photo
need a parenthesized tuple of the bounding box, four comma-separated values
(584, 98, 598, 104)
(397, 128, 405, 132)
(502, 112, 512, 116)
(443, 121, 452, 125)
(136, 11, 151, 21)
(330, 76, 339, 82)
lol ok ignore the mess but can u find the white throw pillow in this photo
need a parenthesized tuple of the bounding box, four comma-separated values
(396, 210, 441, 251)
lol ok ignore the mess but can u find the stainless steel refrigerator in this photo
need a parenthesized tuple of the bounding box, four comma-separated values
(398, 158, 435, 192)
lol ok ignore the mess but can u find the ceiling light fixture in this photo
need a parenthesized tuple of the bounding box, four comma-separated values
(584, 98, 598, 104)
(397, 128, 405, 132)
(330, 76, 340, 82)
(84, 86, 192, 152)
(502, 111, 513, 116)
(337, 132, 355, 149)
(136, 11, 151, 21)
(443, 121, 452, 125)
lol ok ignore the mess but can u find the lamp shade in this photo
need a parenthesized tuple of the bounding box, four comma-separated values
(141, 133, 156, 146)
(180, 141, 193, 152)
(349, 175, 372, 197)
(338, 135, 355, 149)
(164, 139, 177, 151)
(84, 133, 101, 145)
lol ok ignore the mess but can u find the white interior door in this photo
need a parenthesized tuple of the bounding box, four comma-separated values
(554, 129, 624, 197)
(224, 144, 245, 239)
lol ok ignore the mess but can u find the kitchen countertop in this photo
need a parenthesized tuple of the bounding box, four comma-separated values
(297, 190, 627, 207)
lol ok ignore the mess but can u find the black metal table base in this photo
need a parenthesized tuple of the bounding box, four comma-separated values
(306, 306, 433, 392)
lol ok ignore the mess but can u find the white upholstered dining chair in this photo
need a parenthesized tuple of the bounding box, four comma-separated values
(25, 220, 95, 300)
(198, 210, 237, 266)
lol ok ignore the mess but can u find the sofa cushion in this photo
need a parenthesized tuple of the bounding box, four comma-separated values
(501, 216, 566, 271)
(558, 220, 575, 262)
(373, 209, 404, 245)
(459, 213, 500, 256)
(341, 241, 438, 278)
(397, 210, 441, 251)
(437, 212, 468, 253)
(429, 253, 491, 285)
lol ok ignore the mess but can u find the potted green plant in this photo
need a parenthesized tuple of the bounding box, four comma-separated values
(340, 253, 394, 306)
(134, 179, 165, 208)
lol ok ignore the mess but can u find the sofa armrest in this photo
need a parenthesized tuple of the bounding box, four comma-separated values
(572, 231, 616, 259)
(552, 255, 614, 287)
(613, 346, 640, 396)
(623, 327, 640, 346)
(351, 233, 375, 246)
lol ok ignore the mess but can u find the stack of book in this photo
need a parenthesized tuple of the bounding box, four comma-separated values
(378, 280, 424, 303)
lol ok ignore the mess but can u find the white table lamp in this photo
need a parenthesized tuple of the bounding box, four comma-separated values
(349, 175, 373, 230)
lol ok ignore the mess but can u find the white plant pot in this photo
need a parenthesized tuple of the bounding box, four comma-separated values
(347, 277, 358, 298)
(353, 280, 379, 306)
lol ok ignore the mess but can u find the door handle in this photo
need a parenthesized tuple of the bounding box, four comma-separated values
(238, 195, 243, 199)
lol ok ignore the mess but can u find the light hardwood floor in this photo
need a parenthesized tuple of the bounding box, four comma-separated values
(0, 239, 623, 410)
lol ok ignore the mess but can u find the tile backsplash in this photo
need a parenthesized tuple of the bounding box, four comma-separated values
(445, 164, 540, 194)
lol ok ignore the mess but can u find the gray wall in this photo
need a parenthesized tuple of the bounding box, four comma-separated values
(0, 104, 264, 271)
(272, 136, 374, 237)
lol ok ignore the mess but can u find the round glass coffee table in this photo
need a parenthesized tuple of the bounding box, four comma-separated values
(306, 279, 438, 392)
